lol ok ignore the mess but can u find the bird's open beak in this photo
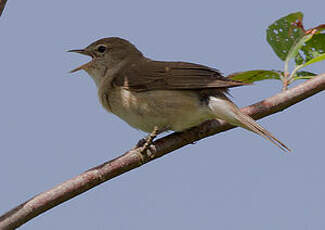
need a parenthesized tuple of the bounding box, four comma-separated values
(68, 49, 93, 73)
(68, 49, 91, 55)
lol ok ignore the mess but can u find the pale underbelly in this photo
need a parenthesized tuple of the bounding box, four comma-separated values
(101, 89, 214, 133)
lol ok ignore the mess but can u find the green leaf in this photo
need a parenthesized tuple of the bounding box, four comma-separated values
(295, 33, 325, 65)
(292, 71, 317, 80)
(296, 71, 317, 77)
(228, 70, 318, 84)
(266, 12, 305, 61)
(228, 70, 281, 83)
(302, 53, 325, 67)
(285, 33, 313, 64)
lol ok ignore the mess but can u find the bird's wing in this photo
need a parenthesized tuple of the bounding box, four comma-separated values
(112, 59, 249, 92)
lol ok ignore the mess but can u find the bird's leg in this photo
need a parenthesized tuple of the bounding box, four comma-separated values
(135, 126, 170, 162)
(140, 126, 159, 153)
(134, 126, 161, 162)
(136, 126, 169, 148)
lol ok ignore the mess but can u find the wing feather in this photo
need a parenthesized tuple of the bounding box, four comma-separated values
(112, 59, 248, 92)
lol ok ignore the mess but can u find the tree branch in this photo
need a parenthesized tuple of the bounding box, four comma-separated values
(0, 0, 8, 17)
(1, 74, 324, 229)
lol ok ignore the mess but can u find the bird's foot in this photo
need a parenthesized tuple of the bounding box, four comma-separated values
(136, 126, 159, 161)
(135, 138, 147, 148)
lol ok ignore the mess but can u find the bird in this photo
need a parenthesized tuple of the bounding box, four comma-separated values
(69, 37, 290, 152)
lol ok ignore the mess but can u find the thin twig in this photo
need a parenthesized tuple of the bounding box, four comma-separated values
(0, 74, 324, 229)
(0, 0, 8, 17)
(282, 71, 289, 91)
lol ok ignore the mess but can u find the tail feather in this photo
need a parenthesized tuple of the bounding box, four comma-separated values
(234, 111, 291, 152)
(208, 96, 291, 152)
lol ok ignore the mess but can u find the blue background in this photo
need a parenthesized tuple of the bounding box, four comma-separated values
(0, 1, 324, 229)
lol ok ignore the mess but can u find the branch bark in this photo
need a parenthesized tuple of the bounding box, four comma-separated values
(0, 0, 7, 17)
(0, 74, 324, 229)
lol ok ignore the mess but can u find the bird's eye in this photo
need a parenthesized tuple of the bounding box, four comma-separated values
(97, 45, 106, 53)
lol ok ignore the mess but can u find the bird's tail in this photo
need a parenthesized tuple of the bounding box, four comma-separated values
(233, 110, 291, 152)
(208, 96, 291, 152)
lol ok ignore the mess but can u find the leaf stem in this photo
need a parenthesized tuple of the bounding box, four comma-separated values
(288, 64, 304, 84)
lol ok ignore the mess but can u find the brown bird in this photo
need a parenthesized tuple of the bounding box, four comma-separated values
(69, 37, 290, 151)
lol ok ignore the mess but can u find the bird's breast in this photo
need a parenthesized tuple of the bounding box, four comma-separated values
(99, 88, 214, 133)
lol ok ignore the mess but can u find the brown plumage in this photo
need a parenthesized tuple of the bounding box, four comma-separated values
(112, 59, 248, 91)
(69, 37, 291, 152)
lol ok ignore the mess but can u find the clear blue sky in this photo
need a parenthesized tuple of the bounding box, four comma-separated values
(1, 1, 324, 229)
